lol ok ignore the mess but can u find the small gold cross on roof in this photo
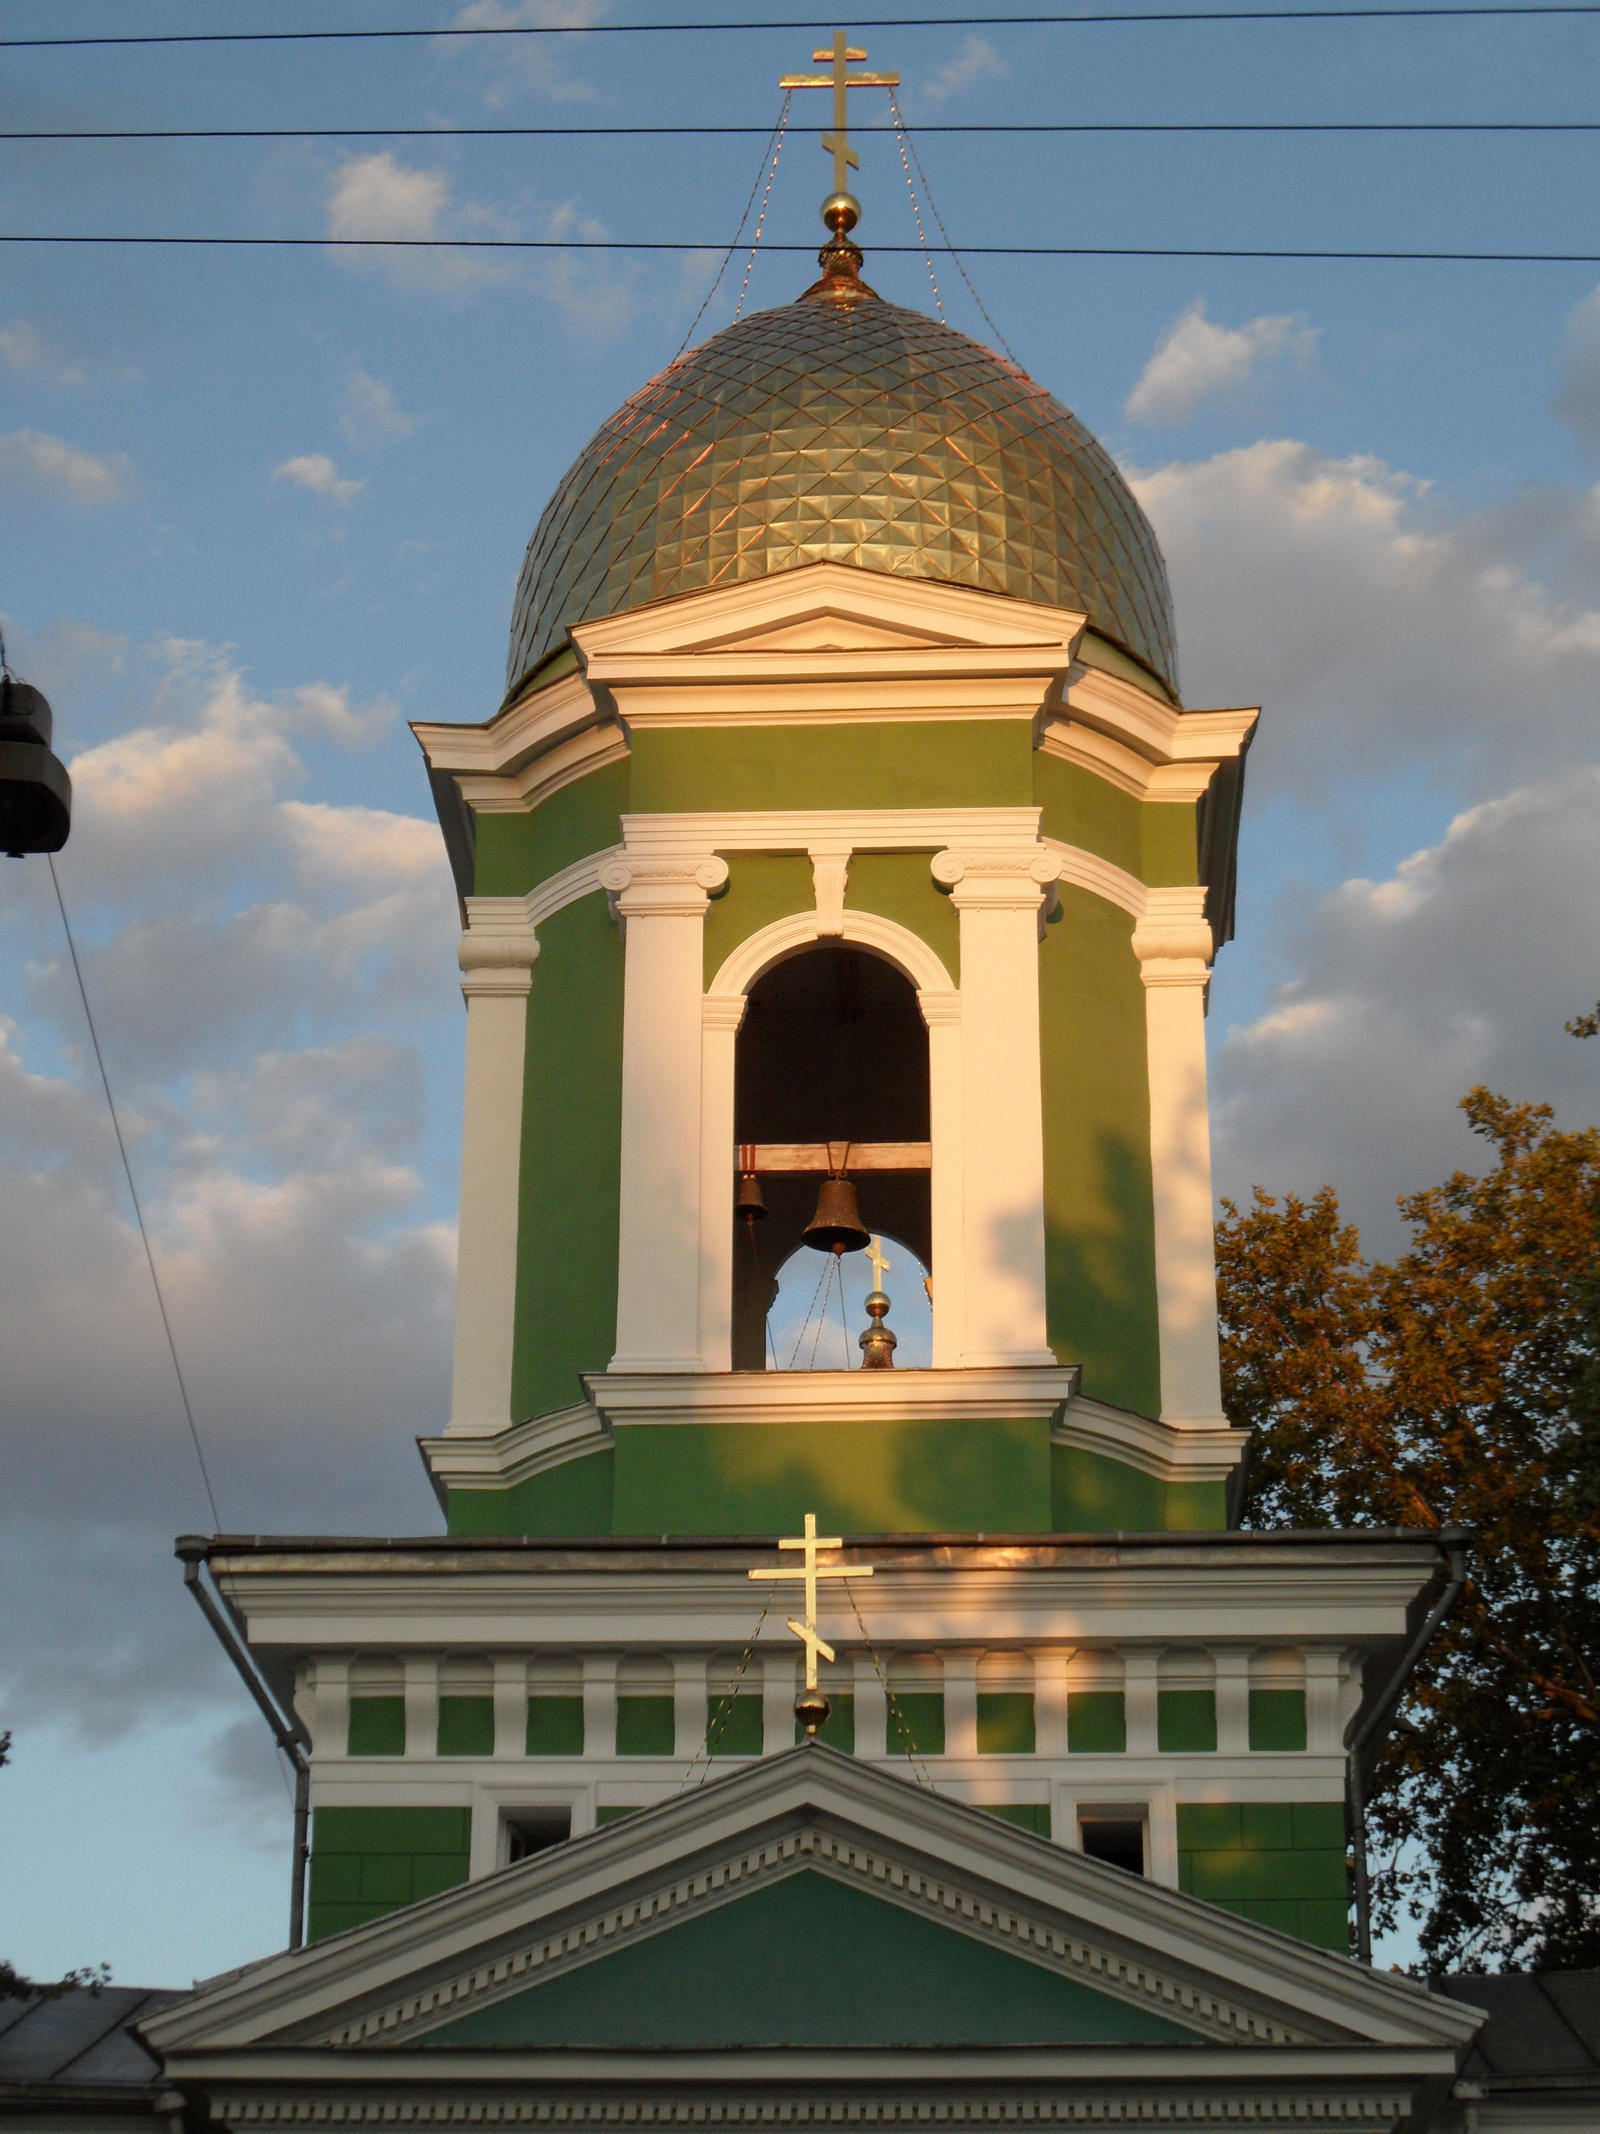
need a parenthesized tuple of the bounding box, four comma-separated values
(749, 1510, 873, 1690)
(866, 1234, 891, 1290)
(780, 30, 900, 201)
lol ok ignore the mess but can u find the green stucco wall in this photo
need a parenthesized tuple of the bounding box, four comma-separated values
(609, 1415, 1052, 1535)
(629, 722, 1035, 814)
(1038, 886, 1161, 1415)
(845, 850, 959, 979)
(510, 894, 623, 1420)
(1051, 1445, 1226, 1532)
(307, 1807, 470, 1943)
(473, 758, 629, 897)
(447, 1448, 615, 1536)
(703, 853, 814, 986)
(1033, 755, 1198, 891)
(1177, 1802, 1348, 1952)
(422, 1868, 1198, 2047)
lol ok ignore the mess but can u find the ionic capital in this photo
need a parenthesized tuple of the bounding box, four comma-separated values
(598, 850, 729, 919)
(930, 844, 1062, 911)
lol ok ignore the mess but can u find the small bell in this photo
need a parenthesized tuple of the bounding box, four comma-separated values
(736, 1171, 767, 1222)
(801, 1173, 870, 1257)
(0, 667, 71, 857)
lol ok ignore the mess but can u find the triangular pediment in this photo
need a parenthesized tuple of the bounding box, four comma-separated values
(144, 1747, 1479, 2070)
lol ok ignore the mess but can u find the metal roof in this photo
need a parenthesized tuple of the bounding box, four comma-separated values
(0, 1987, 185, 2107)
(506, 277, 1177, 703)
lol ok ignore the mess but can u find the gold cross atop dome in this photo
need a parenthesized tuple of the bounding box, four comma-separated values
(866, 1234, 891, 1291)
(780, 31, 899, 212)
(749, 1513, 873, 1733)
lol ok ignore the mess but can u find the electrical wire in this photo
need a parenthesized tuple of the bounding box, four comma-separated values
(7, 121, 1600, 138)
(4, 234, 1598, 260)
(671, 93, 790, 359)
(10, 6, 1600, 47)
(45, 855, 225, 1532)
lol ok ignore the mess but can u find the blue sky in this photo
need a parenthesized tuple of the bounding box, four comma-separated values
(2, 0, 1598, 1984)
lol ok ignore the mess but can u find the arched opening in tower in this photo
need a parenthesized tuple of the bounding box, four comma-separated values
(731, 944, 931, 1371)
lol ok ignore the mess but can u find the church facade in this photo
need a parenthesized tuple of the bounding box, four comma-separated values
(134, 63, 1491, 2133)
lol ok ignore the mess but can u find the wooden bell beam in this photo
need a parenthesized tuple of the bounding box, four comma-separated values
(736, 1141, 931, 1174)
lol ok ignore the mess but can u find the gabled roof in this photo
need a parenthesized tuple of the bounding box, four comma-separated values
(0, 1987, 185, 2115)
(142, 1746, 1479, 2134)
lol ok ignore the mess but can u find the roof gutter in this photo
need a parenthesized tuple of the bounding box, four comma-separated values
(176, 1537, 312, 1952)
(1346, 1540, 1468, 1965)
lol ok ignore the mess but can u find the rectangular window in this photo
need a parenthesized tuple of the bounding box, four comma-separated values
(795, 1693, 854, 1752)
(1158, 1688, 1217, 1753)
(615, 1694, 675, 1757)
(708, 1693, 763, 1757)
(1067, 1690, 1126, 1753)
(1078, 1810, 1147, 1876)
(976, 1691, 1036, 1755)
(347, 1695, 405, 1757)
(504, 1807, 571, 1863)
(526, 1695, 585, 1756)
(888, 1690, 944, 1757)
(437, 1695, 494, 1757)
(1249, 1688, 1308, 1751)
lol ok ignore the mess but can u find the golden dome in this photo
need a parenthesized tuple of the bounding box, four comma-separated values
(507, 272, 1177, 700)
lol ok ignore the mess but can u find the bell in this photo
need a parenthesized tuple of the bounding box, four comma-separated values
(735, 1171, 767, 1222)
(0, 671, 71, 857)
(801, 1173, 870, 1257)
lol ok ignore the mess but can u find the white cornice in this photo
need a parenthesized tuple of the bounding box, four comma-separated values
(621, 806, 1043, 854)
(1058, 1395, 1248, 1485)
(585, 1365, 1081, 1430)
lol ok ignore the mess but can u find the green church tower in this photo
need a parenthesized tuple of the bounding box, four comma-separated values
(156, 57, 1481, 2132)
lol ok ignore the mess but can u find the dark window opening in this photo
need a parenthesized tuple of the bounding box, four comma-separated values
(732, 945, 930, 1371)
(1078, 1813, 1147, 1877)
(504, 1807, 572, 1864)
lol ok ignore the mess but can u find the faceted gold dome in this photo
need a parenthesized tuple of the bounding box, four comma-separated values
(507, 278, 1177, 700)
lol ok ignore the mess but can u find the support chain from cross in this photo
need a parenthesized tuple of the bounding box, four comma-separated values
(750, 1512, 873, 1734)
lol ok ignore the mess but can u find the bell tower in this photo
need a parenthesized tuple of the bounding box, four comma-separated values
(192, 86, 1457, 1984)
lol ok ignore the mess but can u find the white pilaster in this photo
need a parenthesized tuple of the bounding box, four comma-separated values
(492, 1655, 526, 1760)
(600, 850, 729, 1371)
(698, 995, 745, 1373)
(673, 1653, 706, 1762)
(943, 1653, 978, 1759)
(1034, 1647, 1071, 1761)
(583, 1653, 618, 1762)
(919, 989, 966, 1368)
(1123, 1648, 1160, 1757)
(1306, 1648, 1344, 1755)
(762, 1647, 797, 1754)
(1132, 888, 1225, 1426)
(449, 902, 540, 1435)
(854, 1654, 888, 1759)
(311, 1654, 350, 1760)
(1214, 1647, 1251, 1755)
(930, 845, 1060, 1367)
(404, 1656, 438, 1762)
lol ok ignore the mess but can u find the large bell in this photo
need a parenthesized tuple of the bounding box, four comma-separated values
(801, 1173, 870, 1256)
(0, 671, 71, 856)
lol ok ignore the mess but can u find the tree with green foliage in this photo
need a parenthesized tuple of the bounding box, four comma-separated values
(1216, 1084, 1600, 1971)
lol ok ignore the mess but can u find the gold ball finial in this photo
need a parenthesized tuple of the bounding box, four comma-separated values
(795, 1685, 831, 1739)
(821, 192, 861, 235)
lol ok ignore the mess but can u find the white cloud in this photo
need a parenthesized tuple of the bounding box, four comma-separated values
(0, 428, 130, 504)
(1211, 770, 1600, 1250)
(1134, 439, 1600, 795)
(1554, 282, 1600, 448)
(272, 451, 364, 507)
(441, 0, 602, 106)
(325, 152, 513, 293)
(535, 199, 632, 335)
(919, 33, 1007, 105)
(1126, 301, 1317, 427)
(339, 370, 422, 452)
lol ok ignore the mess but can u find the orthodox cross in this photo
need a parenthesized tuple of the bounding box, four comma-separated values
(780, 32, 900, 201)
(866, 1234, 891, 1291)
(749, 1510, 872, 1690)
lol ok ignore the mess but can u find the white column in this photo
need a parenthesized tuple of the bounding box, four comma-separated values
(449, 901, 540, 1435)
(673, 1653, 705, 1761)
(931, 847, 1060, 1367)
(1131, 888, 1224, 1425)
(855, 1654, 888, 1759)
(311, 1654, 350, 1760)
(404, 1656, 438, 1762)
(1214, 1647, 1251, 1755)
(1123, 1649, 1160, 1757)
(919, 989, 966, 1369)
(1034, 1647, 1071, 1761)
(698, 995, 746, 1373)
(1305, 1648, 1343, 1755)
(762, 1647, 797, 1754)
(600, 850, 729, 1371)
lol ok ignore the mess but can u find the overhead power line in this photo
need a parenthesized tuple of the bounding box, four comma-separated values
(6, 120, 1600, 140)
(2, 234, 1597, 261)
(9, 5, 1600, 47)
